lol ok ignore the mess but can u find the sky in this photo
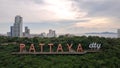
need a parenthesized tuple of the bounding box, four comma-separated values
(0, 0, 120, 34)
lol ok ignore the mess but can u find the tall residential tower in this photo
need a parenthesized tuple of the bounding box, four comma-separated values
(117, 29, 120, 38)
(23, 26, 30, 37)
(47, 29, 56, 37)
(10, 15, 23, 37)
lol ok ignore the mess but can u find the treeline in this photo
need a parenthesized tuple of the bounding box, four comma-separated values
(0, 36, 120, 68)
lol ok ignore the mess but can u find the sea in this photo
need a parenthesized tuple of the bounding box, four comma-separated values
(78, 33, 118, 38)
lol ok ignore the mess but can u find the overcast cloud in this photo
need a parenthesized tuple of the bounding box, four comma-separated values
(0, 0, 120, 34)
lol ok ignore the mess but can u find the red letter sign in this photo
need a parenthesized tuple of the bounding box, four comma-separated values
(77, 44, 83, 52)
(20, 44, 25, 52)
(48, 43, 53, 52)
(67, 44, 72, 52)
(29, 44, 36, 52)
(57, 44, 63, 52)
(39, 43, 44, 52)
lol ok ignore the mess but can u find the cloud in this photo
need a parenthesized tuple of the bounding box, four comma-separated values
(0, 0, 120, 34)
(66, 17, 120, 33)
(64, 0, 120, 33)
(0, 0, 87, 23)
(74, 0, 120, 18)
(76, 17, 119, 28)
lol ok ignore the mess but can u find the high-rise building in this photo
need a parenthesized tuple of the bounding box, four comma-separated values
(39, 32, 46, 38)
(47, 29, 56, 37)
(117, 29, 120, 38)
(23, 26, 30, 37)
(25, 27, 30, 34)
(7, 32, 11, 37)
(10, 15, 23, 37)
(7, 15, 31, 37)
(10, 26, 14, 37)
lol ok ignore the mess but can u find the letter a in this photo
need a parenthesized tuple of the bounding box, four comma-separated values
(29, 44, 36, 52)
(20, 44, 25, 52)
(77, 44, 83, 52)
(57, 44, 63, 52)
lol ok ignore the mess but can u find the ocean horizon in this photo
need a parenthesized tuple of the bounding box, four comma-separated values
(77, 33, 118, 38)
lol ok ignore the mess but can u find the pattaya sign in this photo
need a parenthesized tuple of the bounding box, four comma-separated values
(12, 42, 101, 55)
(20, 43, 84, 52)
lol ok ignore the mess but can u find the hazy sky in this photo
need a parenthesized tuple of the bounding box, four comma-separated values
(0, 0, 120, 34)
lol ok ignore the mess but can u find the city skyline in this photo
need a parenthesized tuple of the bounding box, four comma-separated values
(0, 0, 120, 34)
(7, 15, 57, 38)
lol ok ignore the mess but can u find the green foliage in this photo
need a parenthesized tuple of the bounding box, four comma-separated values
(0, 36, 120, 68)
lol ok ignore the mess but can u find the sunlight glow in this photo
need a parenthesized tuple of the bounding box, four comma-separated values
(42, 0, 86, 20)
